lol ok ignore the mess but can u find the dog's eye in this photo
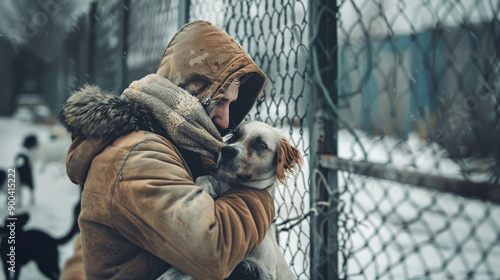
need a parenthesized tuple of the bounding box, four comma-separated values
(226, 133, 237, 144)
(257, 140, 268, 149)
(253, 136, 268, 150)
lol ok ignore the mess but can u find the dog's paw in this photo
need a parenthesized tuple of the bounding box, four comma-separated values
(195, 175, 220, 199)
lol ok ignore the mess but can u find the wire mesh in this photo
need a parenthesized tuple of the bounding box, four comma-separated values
(126, 0, 179, 84)
(337, 172, 500, 279)
(91, 0, 125, 92)
(322, 0, 500, 279)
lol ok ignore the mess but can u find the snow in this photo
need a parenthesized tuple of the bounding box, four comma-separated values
(0, 117, 80, 280)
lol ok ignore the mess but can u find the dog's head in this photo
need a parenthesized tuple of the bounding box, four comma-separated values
(216, 121, 302, 189)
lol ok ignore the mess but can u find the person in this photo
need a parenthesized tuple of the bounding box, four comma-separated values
(58, 20, 274, 280)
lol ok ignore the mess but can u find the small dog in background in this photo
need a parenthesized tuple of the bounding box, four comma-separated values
(14, 153, 36, 205)
(22, 134, 38, 151)
(0, 170, 6, 192)
(0, 135, 37, 197)
(160, 121, 302, 280)
(22, 131, 70, 174)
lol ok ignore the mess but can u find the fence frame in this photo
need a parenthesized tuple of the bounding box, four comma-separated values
(319, 155, 500, 203)
(309, 0, 340, 279)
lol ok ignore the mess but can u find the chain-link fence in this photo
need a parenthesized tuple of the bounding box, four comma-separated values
(309, 0, 500, 279)
(63, 0, 500, 279)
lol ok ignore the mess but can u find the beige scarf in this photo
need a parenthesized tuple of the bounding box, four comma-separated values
(123, 74, 225, 168)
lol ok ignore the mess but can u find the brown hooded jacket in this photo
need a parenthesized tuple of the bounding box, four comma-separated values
(59, 20, 273, 280)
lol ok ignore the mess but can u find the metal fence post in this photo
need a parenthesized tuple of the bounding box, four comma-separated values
(121, 0, 130, 91)
(87, 2, 98, 80)
(309, 0, 339, 279)
(178, 0, 190, 28)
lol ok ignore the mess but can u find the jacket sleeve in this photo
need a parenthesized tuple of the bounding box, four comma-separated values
(110, 136, 275, 280)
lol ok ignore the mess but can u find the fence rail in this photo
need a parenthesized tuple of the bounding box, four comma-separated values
(320, 155, 500, 204)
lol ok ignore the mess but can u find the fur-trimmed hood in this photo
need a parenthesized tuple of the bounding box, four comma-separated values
(58, 84, 169, 185)
(58, 84, 166, 138)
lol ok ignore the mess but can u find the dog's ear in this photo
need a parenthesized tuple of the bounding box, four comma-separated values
(276, 137, 303, 185)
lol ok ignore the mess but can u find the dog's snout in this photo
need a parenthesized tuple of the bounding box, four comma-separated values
(221, 146, 237, 159)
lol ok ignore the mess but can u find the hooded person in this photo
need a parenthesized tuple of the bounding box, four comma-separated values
(58, 20, 274, 280)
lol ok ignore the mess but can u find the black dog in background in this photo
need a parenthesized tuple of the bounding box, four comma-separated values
(0, 170, 5, 193)
(17, 134, 38, 205)
(0, 157, 34, 204)
(14, 154, 35, 205)
(0, 134, 38, 203)
(0, 197, 81, 280)
(22, 135, 38, 151)
(0, 156, 35, 206)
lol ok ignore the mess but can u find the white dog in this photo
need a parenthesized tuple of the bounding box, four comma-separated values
(159, 121, 302, 280)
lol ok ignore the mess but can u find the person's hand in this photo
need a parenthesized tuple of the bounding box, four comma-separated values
(195, 175, 220, 199)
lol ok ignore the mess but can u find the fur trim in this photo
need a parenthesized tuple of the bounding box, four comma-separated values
(58, 85, 167, 138)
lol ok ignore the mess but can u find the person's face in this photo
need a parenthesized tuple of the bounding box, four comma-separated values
(210, 79, 239, 134)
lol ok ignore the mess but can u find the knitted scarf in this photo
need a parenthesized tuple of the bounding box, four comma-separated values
(122, 74, 225, 170)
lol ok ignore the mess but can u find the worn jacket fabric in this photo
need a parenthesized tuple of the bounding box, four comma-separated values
(59, 20, 272, 280)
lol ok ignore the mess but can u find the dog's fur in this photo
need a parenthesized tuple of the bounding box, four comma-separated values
(159, 121, 302, 280)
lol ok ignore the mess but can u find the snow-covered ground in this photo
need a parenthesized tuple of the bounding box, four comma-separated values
(331, 130, 500, 279)
(338, 174, 500, 280)
(0, 117, 79, 280)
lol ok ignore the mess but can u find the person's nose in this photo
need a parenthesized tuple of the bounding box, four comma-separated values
(211, 104, 230, 130)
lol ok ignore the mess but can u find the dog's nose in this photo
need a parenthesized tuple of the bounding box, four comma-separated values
(221, 146, 237, 159)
